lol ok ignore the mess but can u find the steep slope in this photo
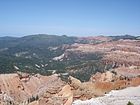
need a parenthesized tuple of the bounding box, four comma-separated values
(26, 68, 140, 105)
(0, 73, 65, 105)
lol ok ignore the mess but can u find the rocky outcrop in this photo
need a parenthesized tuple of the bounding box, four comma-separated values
(71, 69, 140, 101)
(38, 85, 73, 105)
(0, 73, 65, 105)
(0, 70, 140, 105)
(90, 71, 115, 82)
(68, 76, 82, 89)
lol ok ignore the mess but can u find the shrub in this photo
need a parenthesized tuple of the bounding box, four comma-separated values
(127, 101, 134, 105)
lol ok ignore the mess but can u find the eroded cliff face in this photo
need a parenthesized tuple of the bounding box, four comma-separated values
(64, 39, 140, 81)
(37, 85, 73, 105)
(0, 67, 140, 105)
(0, 73, 65, 105)
(70, 70, 140, 101)
(33, 69, 140, 105)
(67, 40, 140, 67)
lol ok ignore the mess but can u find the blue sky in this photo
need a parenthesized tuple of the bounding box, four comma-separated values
(0, 0, 140, 37)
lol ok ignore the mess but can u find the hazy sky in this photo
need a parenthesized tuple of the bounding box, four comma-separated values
(0, 0, 140, 37)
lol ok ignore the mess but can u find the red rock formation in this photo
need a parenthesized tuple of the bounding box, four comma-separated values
(0, 73, 65, 104)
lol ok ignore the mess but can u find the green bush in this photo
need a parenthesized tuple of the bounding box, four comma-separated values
(127, 101, 134, 105)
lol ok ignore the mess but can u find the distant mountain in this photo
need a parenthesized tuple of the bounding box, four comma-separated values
(0, 34, 76, 48)
(110, 35, 139, 40)
(0, 36, 16, 40)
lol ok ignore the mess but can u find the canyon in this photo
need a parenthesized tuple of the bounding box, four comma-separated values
(0, 35, 140, 105)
